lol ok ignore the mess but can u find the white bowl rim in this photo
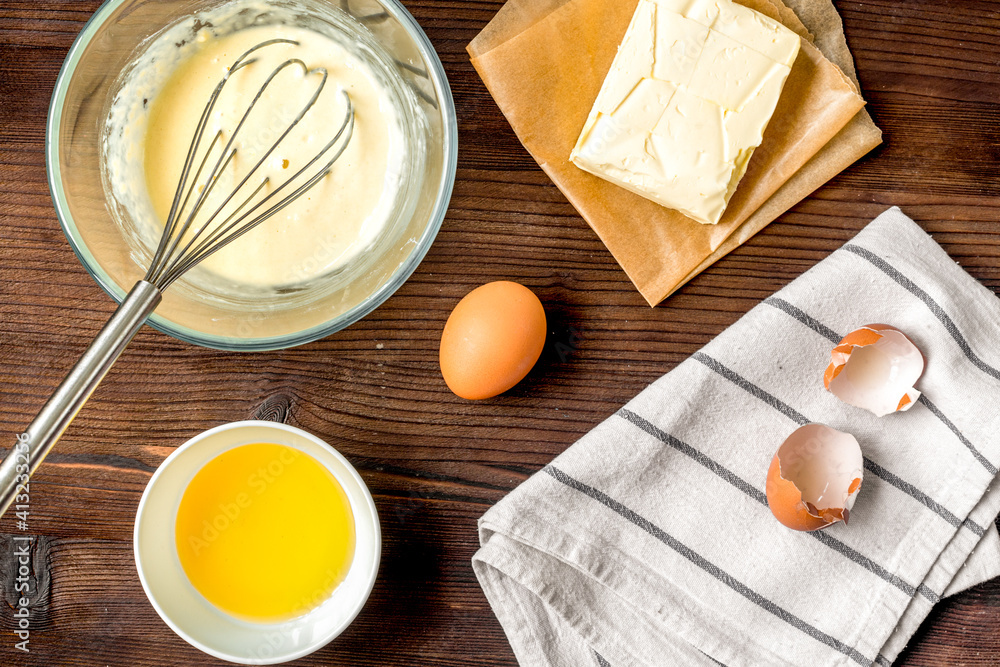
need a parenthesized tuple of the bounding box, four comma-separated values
(133, 420, 382, 664)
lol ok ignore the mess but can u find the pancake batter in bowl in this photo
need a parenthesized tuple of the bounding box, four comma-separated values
(104, 1, 408, 291)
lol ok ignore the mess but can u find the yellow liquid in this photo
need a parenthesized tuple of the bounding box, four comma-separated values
(175, 443, 355, 622)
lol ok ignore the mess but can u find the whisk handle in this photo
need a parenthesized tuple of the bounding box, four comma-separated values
(0, 280, 162, 520)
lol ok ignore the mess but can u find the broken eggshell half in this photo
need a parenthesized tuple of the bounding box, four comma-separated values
(824, 324, 925, 417)
(766, 423, 864, 532)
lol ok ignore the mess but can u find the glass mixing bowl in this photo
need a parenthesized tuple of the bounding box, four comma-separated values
(46, 0, 456, 351)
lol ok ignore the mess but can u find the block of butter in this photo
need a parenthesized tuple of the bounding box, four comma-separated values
(570, 0, 801, 225)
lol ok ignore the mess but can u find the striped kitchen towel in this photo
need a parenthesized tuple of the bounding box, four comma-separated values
(473, 207, 1000, 667)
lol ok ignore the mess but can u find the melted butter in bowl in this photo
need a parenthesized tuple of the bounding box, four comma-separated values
(142, 26, 405, 288)
(175, 442, 356, 622)
(134, 421, 381, 663)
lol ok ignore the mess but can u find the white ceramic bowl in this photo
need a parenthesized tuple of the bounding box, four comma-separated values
(134, 421, 381, 664)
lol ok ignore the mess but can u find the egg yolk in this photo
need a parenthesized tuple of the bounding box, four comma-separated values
(175, 443, 355, 622)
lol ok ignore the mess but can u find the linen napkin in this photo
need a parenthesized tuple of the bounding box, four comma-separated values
(473, 207, 1000, 667)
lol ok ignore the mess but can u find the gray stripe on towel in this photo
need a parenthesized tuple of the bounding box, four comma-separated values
(862, 458, 963, 528)
(915, 395, 997, 474)
(915, 584, 941, 604)
(761, 298, 993, 520)
(843, 243, 1000, 382)
(618, 409, 766, 505)
(619, 408, 925, 601)
(544, 465, 875, 667)
(692, 352, 809, 425)
(692, 352, 968, 532)
(961, 517, 986, 538)
(763, 297, 840, 343)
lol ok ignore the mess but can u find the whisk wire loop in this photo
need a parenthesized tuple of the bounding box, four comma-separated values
(145, 40, 290, 281)
(147, 38, 351, 290)
(159, 59, 330, 280)
(162, 95, 355, 286)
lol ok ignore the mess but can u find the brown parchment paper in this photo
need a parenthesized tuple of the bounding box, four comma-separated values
(672, 0, 882, 295)
(468, 0, 882, 305)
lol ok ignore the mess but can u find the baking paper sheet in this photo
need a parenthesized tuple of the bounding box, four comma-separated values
(468, 0, 882, 305)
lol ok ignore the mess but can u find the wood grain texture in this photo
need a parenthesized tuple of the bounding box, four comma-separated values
(1, 0, 999, 665)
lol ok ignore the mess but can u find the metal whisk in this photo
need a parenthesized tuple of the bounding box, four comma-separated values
(0, 39, 354, 518)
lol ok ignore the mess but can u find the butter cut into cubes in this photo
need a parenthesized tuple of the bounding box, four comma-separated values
(570, 0, 801, 225)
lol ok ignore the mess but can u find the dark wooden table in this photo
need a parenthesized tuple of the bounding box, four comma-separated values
(1, 0, 999, 665)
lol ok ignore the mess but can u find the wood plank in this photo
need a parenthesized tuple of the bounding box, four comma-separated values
(1, 0, 1000, 664)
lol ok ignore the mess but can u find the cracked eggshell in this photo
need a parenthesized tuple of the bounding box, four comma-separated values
(824, 324, 924, 417)
(766, 424, 864, 532)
